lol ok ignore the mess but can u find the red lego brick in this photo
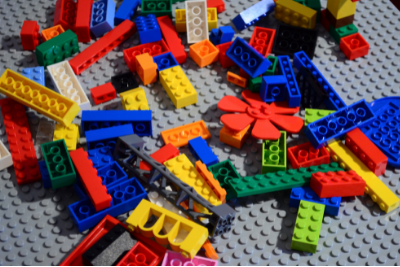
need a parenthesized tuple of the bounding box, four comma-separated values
(287, 141, 330, 169)
(157, 16, 187, 64)
(239, 68, 250, 79)
(90, 82, 117, 105)
(216, 41, 235, 68)
(207, 0, 225, 13)
(139, 143, 179, 172)
(20, 21, 40, 51)
(0, 99, 41, 184)
(75, 0, 93, 43)
(310, 170, 366, 198)
(69, 20, 136, 75)
(320, 9, 330, 32)
(116, 242, 159, 266)
(53, 0, 77, 31)
(340, 33, 369, 60)
(249, 26, 276, 57)
(345, 128, 388, 176)
(69, 148, 112, 211)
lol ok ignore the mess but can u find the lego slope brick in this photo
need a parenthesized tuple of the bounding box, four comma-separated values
(90, 0, 115, 38)
(249, 26, 276, 57)
(54, 0, 77, 30)
(275, 0, 317, 29)
(139, 143, 180, 171)
(41, 25, 65, 42)
(157, 16, 187, 64)
(262, 131, 286, 173)
(185, 0, 209, 44)
(22, 66, 45, 86)
(90, 82, 116, 105)
(189, 39, 219, 68)
(20, 20, 40, 51)
(115, 0, 141, 25)
(278, 55, 301, 108)
(207, 0, 225, 13)
(232, 0, 275, 31)
(162, 250, 218, 266)
(219, 124, 251, 149)
(188, 136, 219, 167)
(161, 120, 211, 147)
(135, 15, 162, 44)
(0, 140, 12, 171)
(340, 33, 370, 60)
(86, 124, 134, 150)
(75, 0, 93, 43)
(288, 141, 330, 169)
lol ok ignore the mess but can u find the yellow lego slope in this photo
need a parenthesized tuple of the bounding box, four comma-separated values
(275, 0, 317, 29)
(326, 0, 357, 19)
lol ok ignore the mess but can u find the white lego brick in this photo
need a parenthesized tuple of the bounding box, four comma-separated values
(185, 0, 209, 44)
(0, 140, 12, 171)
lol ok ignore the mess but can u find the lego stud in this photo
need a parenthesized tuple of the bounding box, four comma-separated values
(160, 58, 171, 68)
(157, 2, 166, 10)
(147, 2, 156, 10)
(297, 150, 308, 163)
(316, 125, 328, 138)
(152, 45, 161, 54)
(135, 123, 146, 133)
(124, 184, 136, 199)
(199, 45, 209, 56)
(131, 50, 142, 58)
(308, 147, 319, 159)
(271, 86, 281, 97)
(268, 153, 279, 165)
(55, 163, 67, 176)
(134, 253, 146, 265)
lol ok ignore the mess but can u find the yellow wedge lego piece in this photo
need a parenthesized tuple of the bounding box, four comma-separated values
(159, 66, 197, 109)
(120, 87, 149, 110)
(175, 8, 218, 33)
(275, 0, 317, 29)
(326, 0, 357, 20)
(327, 141, 400, 213)
(0, 69, 80, 126)
(126, 199, 208, 259)
(53, 123, 79, 151)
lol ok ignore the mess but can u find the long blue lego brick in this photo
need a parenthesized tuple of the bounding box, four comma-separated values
(289, 187, 341, 216)
(114, 0, 141, 26)
(226, 37, 271, 78)
(293, 51, 346, 110)
(278, 55, 300, 108)
(98, 161, 128, 188)
(81, 110, 152, 137)
(90, 0, 115, 38)
(135, 14, 162, 44)
(39, 161, 51, 189)
(88, 146, 114, 169)
(304, 99, 376, 149)
(153, 52, 178, 71)
(232, 0, 275, 31)
(22, 67, 45, 86)
(260, 75, 287, 103)
(188, 136, 219, 167)
(69, 178, 146, 232)
(86, 124, 134, 150)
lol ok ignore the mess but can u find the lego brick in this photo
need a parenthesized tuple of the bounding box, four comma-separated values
(304, 0, 321, 22)
(329, 23, 358, 44)
(38, 160, 52, 189)
(340, 33, 369, 60)
(291, 200, 325, 253)
(162, 250, 218, 266)
(226, 37, 272, 78)
(320, 9, 330, 31)
(220, 124, 251, 150)
(153, 52, 179, 71)
(325, 8, 354, 29)
(120, 87, 149, 110)
(304, 99, 375, 149)
(260, 75, 287, 102)
(116, 241, 160, 266)
(69, 20, 136, 75)
(90, 0, 115, 38)
(175, 8, 217, 33)
(81, 110, 153, 137)
(53, 0, 76, 30)
(305, 108, 335, 125)
(73, 179, 88, 200)
(189, 39, 219, 68)
(126, 199, 208, 259)
(136, 53, 158, 85)
(207, 7, 218, 30)
(20, 20, 40, 51)
(287, 141, 330, 169)
(232, 0, 275, 31)
(159, 66, 197, 109)
(90, 82, 116, 105)
(262, 131, 286, 174)
(110, 72, 139, 94)
(21, 66, 45, 86)
(188, 137, 219, 167)
(36, 30, 79, 67)
(141, 0, 172, 17)
(47, 61, 91, 111)
(327, 140, 400, 213)
(69, 148, 112, 212)
(42, 25, 65, 42)
(275, 0, 317, 29)
(227, 72, 247, 88)
(185, 0, 209, 44)
(53, 123, 79, 151)
(248, 77, 262, 93)
(86, 124, 134, 150)
(264, 55, 278, 76)
(157, 16, 187, 64)
(0, 140, 12, 171)
(278, 55, 301, 108)
(36, 119, 55, 146)
(208, 160, 241, 200)
(326, 0, 357, 20)
(289, 186, 341, 216)
(207, 0, 225, 13)
(115, 0, 141, 25)
(75, 0, 93, 43)
(97, 161, 128, 188)
(160, 120, 211, 147)
(216, 41, 235, 68)
(195, 160, 226, 204)
(88, 146, 113, 169)
(139, 143, 179, 172)
(136, 15, 162, 44)
(209, 25, 234, 45)
(248, 26, 276, 57)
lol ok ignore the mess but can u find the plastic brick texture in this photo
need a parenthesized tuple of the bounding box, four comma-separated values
(216, 41, 235, 68)
(97, 161, 128, 188)
(231, 0, 276, 31)
(115, 0, 141, 25)
(219, 124, 251, 149)
(196, 160, 227, 203)
(340, 32, 370, 60)
(189, 39, 219, 68)
(185, 0, 209, 44)
(275, 0, 317, 29)
(117, 241, 160, 266)
(41, 25, 65, 41)
(90, 82, 116, 105)
(111, 71, 139, 94)
(278, 55, 301, 107)
(139, 143, 180, 171)
(188, 136, 219, 167)
(88, 146, 113, 169)
(160, 120, 211, 147)
(157, 16, 187, 64)
(20, 20, 40, 50)
(53, 123, 79, 151)
(305, 108, 335, 125)
(208, 160, 241, 200)
(329, 23, 358, 44)
(207, 0, 225, 13)
(141, 0, 172, 17)
(38, 160, 52, 189)
(53, 0, 76, 30)
(227, 71, 247, 88)
(260, 75, 287, 102)
(209, 25, 234, 45)
(248, 26, 276, 57)
(90, 0, 115, 38)
(120, 87, 150, 110)
(153, 52, 179, 71)
(175, 8, 217, 33)
(162, 250, 218, 266)
(261, 131, 286, 174)
(0, 140, 12, 171)
(74, 0, 93, 43)
(136, 53, 158, 85)
(86, 124, 134, 150)
(287, 141, 330, 169)
(21, 66, 45, 86)
(136, 15, 162, 44)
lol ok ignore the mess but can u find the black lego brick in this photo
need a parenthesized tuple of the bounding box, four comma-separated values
(111, 72, 139, 94)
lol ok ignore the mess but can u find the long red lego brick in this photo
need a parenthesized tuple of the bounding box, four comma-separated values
(69, 20, 136, 75)
(0, 99, 41, 184)
(207, 0, 225, 13)
(69, 148, 112, 211)
(75, 0, 93, 43)
(54, 0, 77, 31)
(157, 16, 187, 64)
(139, 143, 179, 172)
(345, 128, 388, 176)
(20, 20, 40, 51)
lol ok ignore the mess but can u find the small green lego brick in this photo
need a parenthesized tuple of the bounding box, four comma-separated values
(305, 108, 335, 125)
(41, 139, 76, 189)
(264, 56, 278, 76)
(262, 131, 286, 173)
(208, 160, 241, 200)
(249, 77, 262, 93)
(36, 30, 79, 67)
(329, 23, 358, 44)
(291, 200, 325, 253)
(141, 0, 172, 17)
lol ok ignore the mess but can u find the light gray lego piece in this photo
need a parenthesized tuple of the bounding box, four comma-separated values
(0, 0, 399, 265)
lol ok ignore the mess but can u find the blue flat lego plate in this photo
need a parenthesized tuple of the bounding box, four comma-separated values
(86, 124, 134, 150)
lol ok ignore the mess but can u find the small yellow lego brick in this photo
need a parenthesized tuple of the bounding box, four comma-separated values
(159, 66, 197, 109)
(275, 0, 317, 29)
(326, 0, 357, 20)
(207, 8, 218, 30)
(175, 8, 218, 33)
(120, 87, 149, 110)
(126, 199, 208, 259)
(53, 123, 80, 151)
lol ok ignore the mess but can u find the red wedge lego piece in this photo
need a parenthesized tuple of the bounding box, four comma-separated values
(216, 41, 235, 68)
(157, 16, 187, 64)
(20, 21, 40, 51)
(207, 0, 225, 13)
(288, 142, 330, 169)
(116, 242, 159, 266)
(249, 27, 276, 57)
(75, 0, 93, 42)
(54, 0, 77, 31)
(139, 143, 179, 172)
(90, 82, 117, 105)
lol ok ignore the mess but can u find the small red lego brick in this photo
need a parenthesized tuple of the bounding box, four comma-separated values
(116, 242, 159, 266)
(340, 33, 369, 60)
(20, 20, 40, 51)
(249, 26, 276, 57)
(75, 0, 93, 43)
(207, 0, 225, 13)
(216, 41, 235, 68)
(320, 9, 330, 31)
(310, 170, 366, 198)
(139, 143, 179, 172)
(287, 142, 330, 169)
(157, 16, 187, 64)
(53, 0, 77, 31)
(90, 82, 117, 105)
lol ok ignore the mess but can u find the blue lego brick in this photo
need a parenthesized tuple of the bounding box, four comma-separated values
(278, 55, 301, 108)
(69, 178, 146, 232)
(97, 161, 128, 188)
(90, 0, 115, 38)
(88, 146, 114, 169)
(209, 26, 235, 45)
(293, 51, 346, 110)
(226, 37, 272, 78)
(153, 52, 178, 71)
(22, 67, 45, 86)
(81, 110, 152, 137)
(304, 99, 376, 149)
(289, 187, 341, 216)
(86, 124, 134, 150)
(115, 0, 141, 26)
(260, 75, 287, 103)
(135, 15, 162, 44)
(209, 29, 220, 45)
(232, 0, 275, 31)
(38, 161, 51, 189)
(73, 180, 87, 200)
(188, 136, 219, 167)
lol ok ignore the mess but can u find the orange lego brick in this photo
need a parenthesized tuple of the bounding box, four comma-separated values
(189, 39, 219, 68)
(202, 240, 219, 260)
(135, 53, 158, 86)
(41, 25, 65, 41)
(196, 161, 226, 204)
(220, 124, 251, 149)
(161, 120, 211, 148)
(227, 71, 247, 88)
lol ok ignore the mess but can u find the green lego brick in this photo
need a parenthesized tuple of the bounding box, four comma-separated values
(141, 0, 172, 17)
(249, 77, 262, 93)
(208, 160, 241, 200)
(294, 0, 306, 5)
(41, 139, 76, 189)
(329, 23, 358, 44)
(36, 30, 79, 67)
(264, 56, 278, 76)
(291, 200, 325, 253)
(262, 131, 286, 173)
(305, 0, 321, 22)
(227, 162, 344, 198)
(304, 108, 335, 126)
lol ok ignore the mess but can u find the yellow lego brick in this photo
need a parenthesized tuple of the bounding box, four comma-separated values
(207, 8, 218, 30)
(53, 123, 79, 151)
(164, 154, 222, 206)
(120, 87, 149, 110)
(326, 0, 357, 20)
(159, 66, 197, 109)
(0, 69, 80, 126)
(275, 0, 317, 29)
(175, 8, 218, 33)
(327, 141, 400, 213)
(126, 199, 208, 259)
